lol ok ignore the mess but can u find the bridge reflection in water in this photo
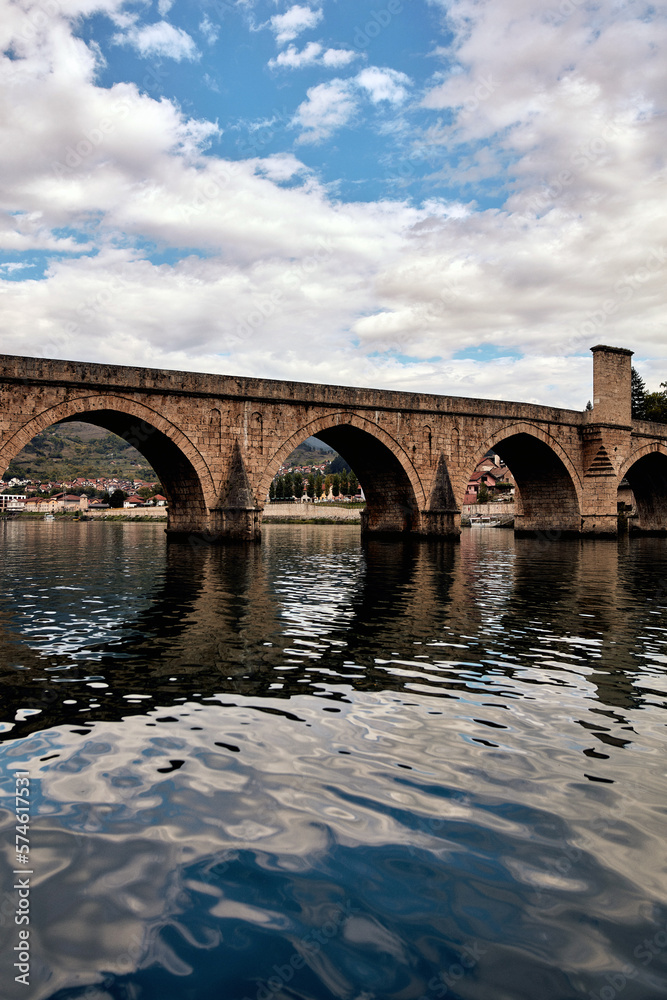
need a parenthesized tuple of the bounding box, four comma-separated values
(1, 521, 664, 741)
(1, 522, 667, 1000)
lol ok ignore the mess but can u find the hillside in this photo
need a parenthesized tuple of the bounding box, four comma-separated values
(3, 421, 157, 483)
(282, 437, 335, 469)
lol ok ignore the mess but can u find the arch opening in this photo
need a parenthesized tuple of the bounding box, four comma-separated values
(261, 422, 422, 535)
(622, 452, 667, 534)
(266, 436, 351, 503)
(316, 425, 419, 534)
(1, 405, 211, 536)
(487, 432, 581, 535)
(58, 411, 209, 534)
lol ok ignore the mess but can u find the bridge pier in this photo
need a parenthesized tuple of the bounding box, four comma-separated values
(580, 453, 622, 537)
(513, 516, 581, 538)
(166, 507, 262, 543)
(359, 506, 417, 535)
(417, 509, 461, 537)
(209, 507, 262, 542)
(580, 346, 635, 538)
(174, 507, 462, 543)
(359, 506, 461, 537)
(580, 514, 619, 537)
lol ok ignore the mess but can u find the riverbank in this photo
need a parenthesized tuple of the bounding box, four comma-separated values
(0, 510, 168, 522)
(3, 506, 516, 528)
(1, 503, 362, 525)
(263, 502, 363, 524)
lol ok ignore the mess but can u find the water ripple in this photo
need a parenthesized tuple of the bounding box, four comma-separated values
(1, 523, 667, 999)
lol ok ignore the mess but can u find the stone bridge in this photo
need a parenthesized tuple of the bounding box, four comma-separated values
(1, 346, 666, 540)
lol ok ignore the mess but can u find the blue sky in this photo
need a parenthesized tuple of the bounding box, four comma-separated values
(1, 0, 666, 406)
(86, 2, 453, 201)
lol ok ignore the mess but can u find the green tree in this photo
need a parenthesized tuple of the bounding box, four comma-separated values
(348, 472, 359, 496)
(269, 480, 276, 501)
(307, 473, 315, 499)
(644, 386, 667, 423)
(283, 473, 294, 498)
(293, 472, 304, 499)
(339, 470, 349, 496)
(108, 489, 126, 508)
(315, 475, 324, 499)
(275, 476, 285, 500)
(332, 474, 340, 498)
(324, 455, 351, 475)
(477, 481, 490, 504)
(631, 367, 648, 419)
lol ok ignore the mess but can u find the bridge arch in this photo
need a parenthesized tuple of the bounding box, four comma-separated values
(259, 412, 426, 534)
(0, 395, 216, 535)
(618, 443, 667, 534)
(463, 422, 583, 534)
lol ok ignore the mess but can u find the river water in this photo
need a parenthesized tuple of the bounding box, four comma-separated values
(0, 520, 666, 1000)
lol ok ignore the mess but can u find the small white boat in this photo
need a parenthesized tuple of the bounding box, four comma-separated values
(43, 514, 55, 521)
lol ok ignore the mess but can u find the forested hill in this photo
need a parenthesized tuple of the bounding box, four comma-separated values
(4, 422, 157, 483)
(282, 437, 335, 469)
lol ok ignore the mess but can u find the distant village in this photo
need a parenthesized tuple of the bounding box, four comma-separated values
(462, 452, 516, 505)
(1, 452, 516, 513)
(271, 450, 516, 504)
(0, 475, 165, 513)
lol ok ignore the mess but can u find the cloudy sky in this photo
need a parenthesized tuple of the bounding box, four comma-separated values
(1, 0, 665, 407)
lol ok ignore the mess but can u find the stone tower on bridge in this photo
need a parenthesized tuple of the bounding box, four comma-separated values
(1, 345, 666, 541)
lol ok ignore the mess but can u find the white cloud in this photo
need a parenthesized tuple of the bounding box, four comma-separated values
(321, 48, 358, 68)
(115, 20, 199, 61)
(199, 15, 220, 46)
(252, 153, 310, 182)
(289, 66, 411, 142)
(293, 79, 358, 143)
(157, 0, 174, 14)
(268, 5, 322, 46)
(269, 42, 358, 69)
(269, 41, 323, 69)
(356, 66, 411, 104)
(0, 261, 31, 273)
(420, 0, 666, 204)
(203, 73, 220, 93)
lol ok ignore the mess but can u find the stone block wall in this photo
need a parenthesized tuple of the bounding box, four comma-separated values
(591, 345, 633, 427)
